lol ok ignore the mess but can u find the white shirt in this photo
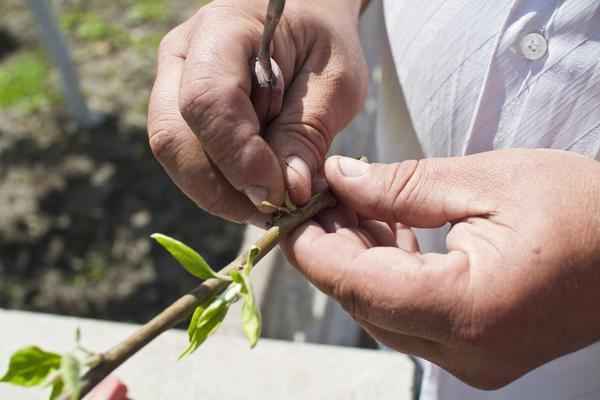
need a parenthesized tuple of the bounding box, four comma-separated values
(377, 1, 600, 399)
(382, 0, 600, 159)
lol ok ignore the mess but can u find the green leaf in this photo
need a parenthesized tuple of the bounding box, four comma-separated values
(242, 299, 261, 348)
(240, 276, 261, 348)
(245, 246, 261, 273)
(60, 354, 80, 400)
(187, 295, 216, 341)
(222, 282, 242, 303)
(151, 233, 230, 281)
(48, 378, 64, 400)
(0, 346, 61, 387)
(230, 269, 243, 284)
(231, 270, 261, 348)
(180, 283, 242, 359)
(180, 299, 230, 360)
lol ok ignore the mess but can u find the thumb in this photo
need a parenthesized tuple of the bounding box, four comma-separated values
(265, 81, 366, 206)
(324, 155, 497, 228)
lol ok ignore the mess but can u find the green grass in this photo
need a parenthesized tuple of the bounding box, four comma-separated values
(60, 11, 130, 47)
(128, 0, 170, 23)
(0, 51, 60, 113)
(130, 31, 163, 55)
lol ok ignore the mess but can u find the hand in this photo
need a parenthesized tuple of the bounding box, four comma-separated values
(283, 149, 600, 389)
(88, 376, 128, 400)
(148, 0, 367, 224)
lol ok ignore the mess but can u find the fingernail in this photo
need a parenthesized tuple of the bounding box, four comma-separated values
(244, 186, 269, 206)
(337, 156, 369, 177)
(285, 155, 311, 184)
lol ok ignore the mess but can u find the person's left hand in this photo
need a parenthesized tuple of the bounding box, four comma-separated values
(283, 149, 600, 389)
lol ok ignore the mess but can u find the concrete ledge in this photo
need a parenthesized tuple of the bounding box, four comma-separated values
(0, 309, 415, 399)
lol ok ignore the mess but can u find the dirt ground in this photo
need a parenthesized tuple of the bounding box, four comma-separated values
(0, 0, 245, 323)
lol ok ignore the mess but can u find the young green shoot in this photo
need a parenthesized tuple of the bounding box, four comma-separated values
(0, 328, 100, 400)
(151, 234, 263, 357)
(0, 187, 341, 400)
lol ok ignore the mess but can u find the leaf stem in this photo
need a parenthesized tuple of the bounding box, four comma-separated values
(75, 345, 95, 358)
(59, 189, 337, 400)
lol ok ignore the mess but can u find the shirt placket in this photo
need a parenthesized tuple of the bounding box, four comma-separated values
(463, 0, 559, 154)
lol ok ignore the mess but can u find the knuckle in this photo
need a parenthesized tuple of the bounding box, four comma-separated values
(399, 159, 428, 207)
(178, 76, 216, 125)
(157, 22, 189, 61)
(147, 123, 179, 161)
(384, 159, 425, 220)
(157, 30, 177, 59)
(179, 82, 245, 150)
(267, 123, 326, 171)
(180, 82, 258, 170)
(301, 113, 333, 156)
(271, 111, 333, 161)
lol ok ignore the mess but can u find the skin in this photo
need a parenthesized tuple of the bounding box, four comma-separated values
(151, 0, 600, 390)
(147, 0, 367, 224)
(88, 376, 127, 400)
(283, 149, 600, 389)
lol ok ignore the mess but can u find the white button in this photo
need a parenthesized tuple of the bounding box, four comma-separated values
(519, 33, 547, 60)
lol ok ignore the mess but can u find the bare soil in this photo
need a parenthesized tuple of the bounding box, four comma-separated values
(0, 0, 244, 323)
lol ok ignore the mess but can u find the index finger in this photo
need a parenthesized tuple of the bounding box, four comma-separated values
(178, 7, 285, 207)
(283, 218, 470, 343)
(148, 19, 260, 224)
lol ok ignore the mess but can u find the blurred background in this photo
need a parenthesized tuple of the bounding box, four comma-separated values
(0, 0, 381, 347)
(0, 0, 246, 324)
(0, 3, 426, 399)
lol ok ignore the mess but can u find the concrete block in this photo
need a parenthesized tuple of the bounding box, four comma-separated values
(0, 309, 415, 399)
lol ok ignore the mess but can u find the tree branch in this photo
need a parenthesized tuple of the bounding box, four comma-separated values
(256, 0, 285, 86)
(63, 189, 337, 399)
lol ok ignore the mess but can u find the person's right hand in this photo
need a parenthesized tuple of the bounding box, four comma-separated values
(148, 0, 368, 224)
(283, 149, 600, 389)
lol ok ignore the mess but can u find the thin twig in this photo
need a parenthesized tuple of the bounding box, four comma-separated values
(255, 0, 286, 130)
(256, 0, 285, 86)
(61, 189, 337, 399)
